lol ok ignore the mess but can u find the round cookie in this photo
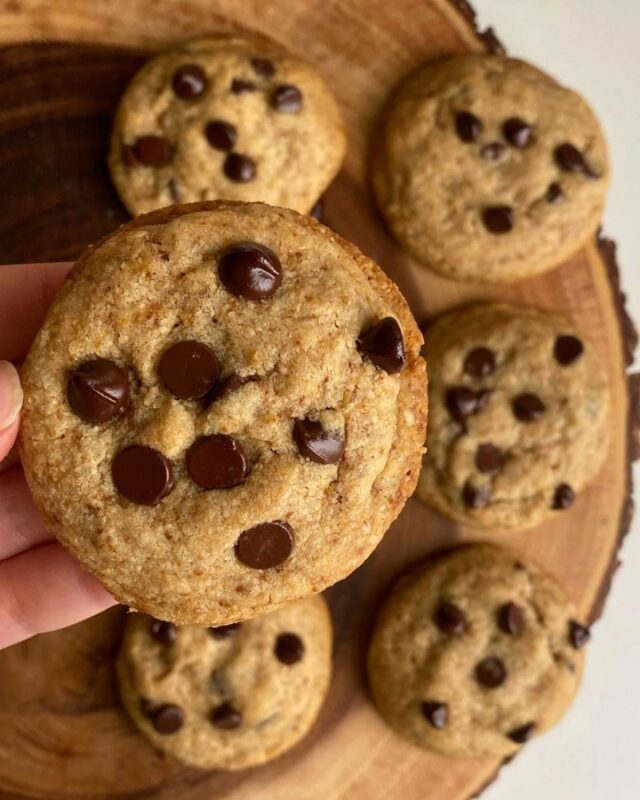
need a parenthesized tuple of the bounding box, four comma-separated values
(368, 545, 589, 758)
(373, 55, 609, 282)
(20, 201, 427, 625)
(109, 37, 346, 216)
(118, 595, 332, 769)
(416, 303, 609, 530)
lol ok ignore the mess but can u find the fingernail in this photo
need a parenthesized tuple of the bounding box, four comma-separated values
(0, 361, 23, 431)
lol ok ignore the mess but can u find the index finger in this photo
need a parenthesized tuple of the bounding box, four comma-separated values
(0, 262, 72, 362)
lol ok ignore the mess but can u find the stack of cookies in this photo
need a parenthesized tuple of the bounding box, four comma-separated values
(18, 35, 608, 773)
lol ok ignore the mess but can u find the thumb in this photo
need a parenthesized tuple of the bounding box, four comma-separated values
(0, 361, 23, 461)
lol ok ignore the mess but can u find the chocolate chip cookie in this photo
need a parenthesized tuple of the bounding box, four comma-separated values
(20, 201, 427, 624)
(109, 37, 346, 215)
(368, 544, 589, 758)
(118, 595, 332, 769)
(373, 55, 609, 282)
(416, 303, 609, 529)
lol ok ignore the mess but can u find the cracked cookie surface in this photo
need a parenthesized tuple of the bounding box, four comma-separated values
(368, 544, 588, 758)
(416, 303, 609, 530)
(20, 201, 427, 624)
(109, 37, 346, 216)
(118, 595, 332, 769)
(373, 55, 609, 282)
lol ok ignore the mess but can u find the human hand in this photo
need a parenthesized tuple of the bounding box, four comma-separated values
(0, 262, 116, 650)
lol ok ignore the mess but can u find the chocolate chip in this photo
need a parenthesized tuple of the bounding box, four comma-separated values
(553, 483, 575, 510)
(421, 701, 449, 729)
(231, 78, 256, 94)
(554, 143, 598, 177)
(445, 387, 485, 422)
(275, 633, 304, 664)
(235, 521, 294, 569)
(475, 443, 504, 474)
(172, 64, 208, 99)
(475, 656, 507, 688)
(498, 602, 525, 636)
(271, 84, 303, 113)
(206, 373, 253, 404)
(67, 358, 130, 424)
(554, 335, 584, 365)
(150, 619, 177, 646)
(293, 418, 344, 464)
(508, 722, 536, 744)
(152, 704, 185, 734)
(224, 152, 257, 182)
(132, 135, 172, 167)
(480, 142, 506, 161)
(209, 623, 241, 639)
(218, 241, 282, 300)
(186, 434, 248, 490)
(546, 182, 564, 203)
(463, 482, 490, 509)
(434, 603, 467, 635)
(569, 620, 590, 649)
(309, 198, 324, 221)
(112, 446, 174, 506)
(503, 118, 533, 148)
(251, 57, 275, 77)
(205, 120, 237, 151)
(464, 347, 496, 379)
(357, 317, 407, 374)
(512, 393, 546, 422)
(210, 701, 242, 729)
(158, 340, 220, 400)
(482, 205, 514, 234)
(455, 111, 482, 143)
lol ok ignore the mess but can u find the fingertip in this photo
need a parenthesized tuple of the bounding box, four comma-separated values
(0, 361, 22, 434)
(0, 415, 20, 464)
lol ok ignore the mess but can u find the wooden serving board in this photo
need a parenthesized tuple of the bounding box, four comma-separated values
(0, 1, 637, 798)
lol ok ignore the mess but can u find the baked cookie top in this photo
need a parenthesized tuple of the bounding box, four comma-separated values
(20, 201, 427, 624)
(109, 37, 346, 215)
(118, 595, 332, 770)
(416, 303, 609, 530)
(368, 545, 589, 758)
(373, 55, 609, 282)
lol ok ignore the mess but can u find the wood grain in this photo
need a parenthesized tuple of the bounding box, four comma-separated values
(0, 1, 636, 798)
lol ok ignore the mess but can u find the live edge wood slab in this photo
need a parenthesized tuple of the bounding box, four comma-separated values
(0, 1, 637, 798)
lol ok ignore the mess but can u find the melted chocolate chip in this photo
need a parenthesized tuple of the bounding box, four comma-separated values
(498, 602, 525, 636)
(463, 482, 490, 509)
(480, 141, 506, 161)
(446, 387, 486, 422)
(475, 443, 504, 474)
(67, 358, 130, 423)
(508, 722, 536, 744)
(421, 701, 449, 729)
(131, 135, 172, 167)
(475, 656, 507, 688)
(224, 152, 257, 182)
(546, 182, 564, 204)
(554, 335, 584, 365)
(158, 340, 220, 400)
(172, 64, 208, 99)
(503, 118, 533, 148)
(455, 111, 482, 143)
(482, 205, 514, 234)
(206, 373, 253, 404)
(569, 620, 590, 649)
(271, 85, 303, 113)
(512, 393, 546, 422)
(209, 623, 241, 639)
(186, 434, 248, 490)
(210, 701, 242, 729)
(205, 120, 237, 151)
(218, 241, 282, 300)
(434, 603, 467, 635)
(235, 521, 294, 569)
(464, 347, 496, 379)
(231, 78, 256, 94)
(251, 57, 275, 77)
(275, 632, 304, 664)
(150, 619, 177, 646)
(152, 704, 185, 734)
(293, 418, 344, 464)
(554, 143, 598, 177)
(357, 318, 406, 374)
(112, 446, 174, 506)
(552, 483, 575, 510)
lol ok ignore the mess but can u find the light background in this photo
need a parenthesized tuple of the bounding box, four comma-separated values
(472, 2, 640, 799)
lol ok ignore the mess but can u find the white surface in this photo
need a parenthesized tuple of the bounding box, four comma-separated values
(471, 3, 640, 799)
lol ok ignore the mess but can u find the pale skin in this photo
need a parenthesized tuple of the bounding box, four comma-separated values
(0, 262, 116, 651)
